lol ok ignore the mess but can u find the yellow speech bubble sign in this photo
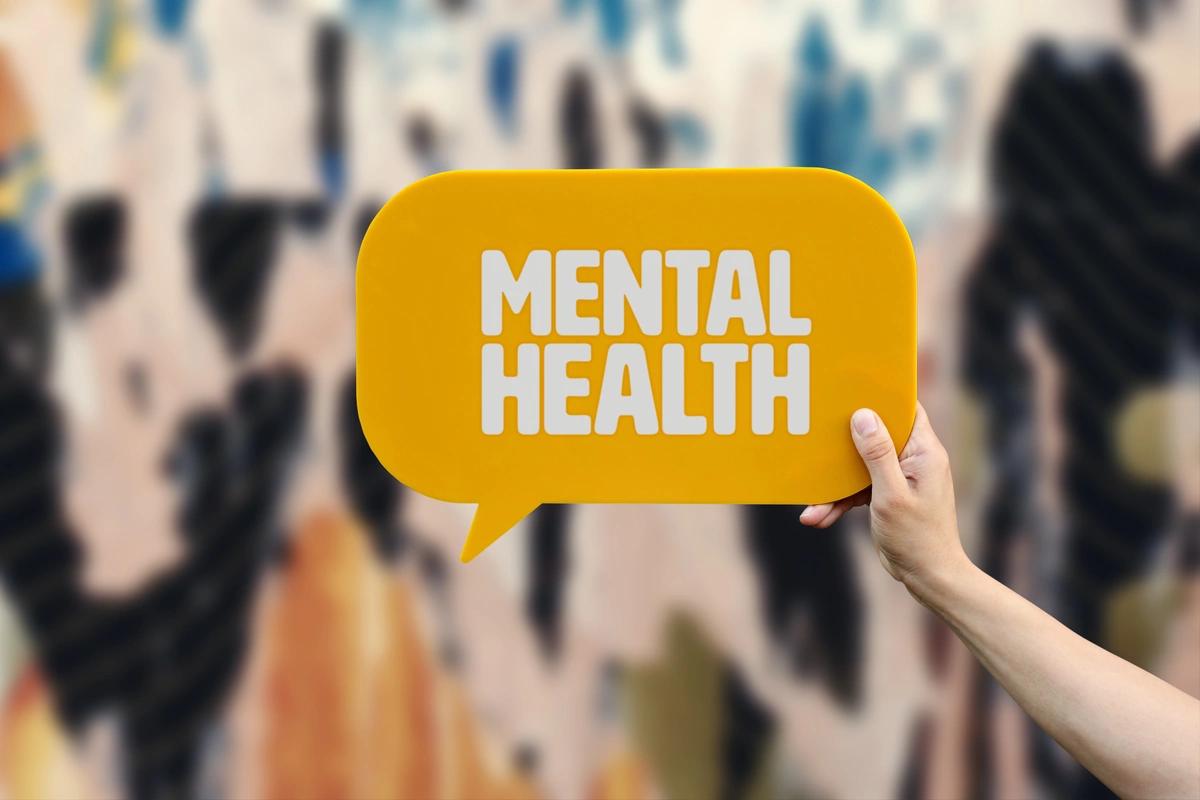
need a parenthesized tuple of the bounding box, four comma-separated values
(357, 168, 915, 562)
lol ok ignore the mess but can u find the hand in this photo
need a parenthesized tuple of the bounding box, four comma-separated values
(800, 404, 970, 601)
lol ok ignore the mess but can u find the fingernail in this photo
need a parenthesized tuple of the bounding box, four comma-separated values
(851, 409, 877, 436)
(799, 507, 815, 523)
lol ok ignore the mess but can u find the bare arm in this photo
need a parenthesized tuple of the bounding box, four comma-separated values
(801, 405, 1200, 799)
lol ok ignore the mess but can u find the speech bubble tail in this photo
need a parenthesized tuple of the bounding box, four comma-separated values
(460, 499, 540, 563)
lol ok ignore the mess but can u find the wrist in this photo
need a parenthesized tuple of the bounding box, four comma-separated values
(904, 547, 980, 616)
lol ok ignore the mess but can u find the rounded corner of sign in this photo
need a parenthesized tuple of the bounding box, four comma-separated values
(371, 171, 468, 222)
(353, 206, 388, 275)
(813, 170, 913, 240)
(354, 393, 407, 487)
(355, 395, 467, 505)
(798, 166, 878, 196)
(356, 172, 464, 271)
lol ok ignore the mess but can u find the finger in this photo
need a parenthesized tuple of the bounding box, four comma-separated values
(900, 402, 940, 460)
(899, 403, 928, 459)
(802, 488, 870, 528)
(815, 496, 856, 528)
(851, 408, 907, 497)
(799, 503, 835, 526)
(818, 487, 872, 527)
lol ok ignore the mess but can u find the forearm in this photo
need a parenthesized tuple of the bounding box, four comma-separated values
(830, 406, 1200, 796)
(913, 559, 1200, 800)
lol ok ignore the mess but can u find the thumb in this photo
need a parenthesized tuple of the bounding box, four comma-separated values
(851, 409, 906, 497)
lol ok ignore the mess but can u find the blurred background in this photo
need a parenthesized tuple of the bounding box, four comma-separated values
(0, 0, 1197, 798)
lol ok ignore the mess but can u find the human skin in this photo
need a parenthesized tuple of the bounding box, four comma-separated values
(801, 405, 1200, 800)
